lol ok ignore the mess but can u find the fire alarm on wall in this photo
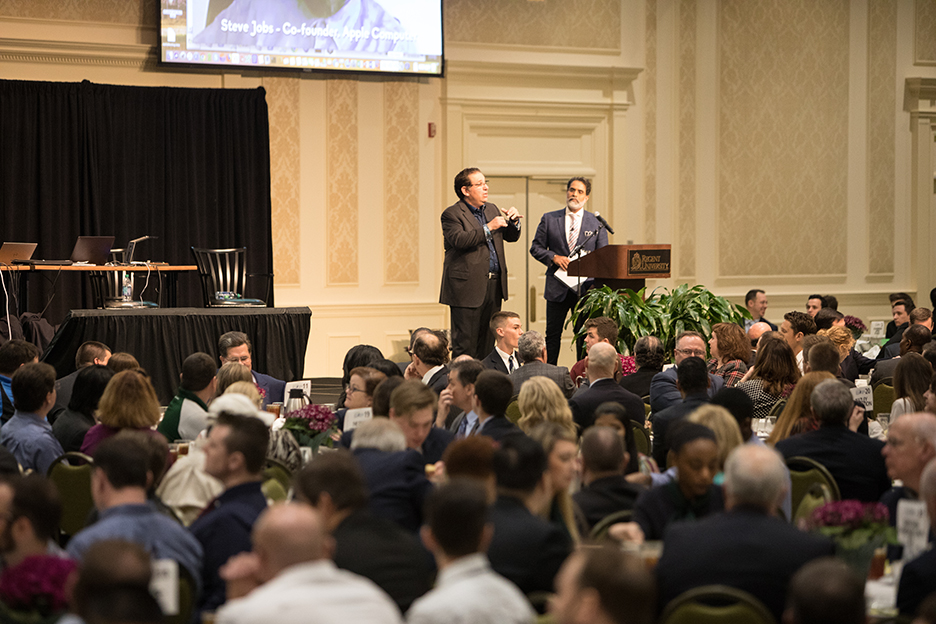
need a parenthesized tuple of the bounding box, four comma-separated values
(428, 122, 436, 138)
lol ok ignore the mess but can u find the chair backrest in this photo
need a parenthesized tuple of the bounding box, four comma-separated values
(262, 478, 288, 502)
(873, 383, 896, 417)
(631, 424, 651, 456)
(263, 457, 292, 491)
(792, 481, 835, 526)
(158, 559, 196, 624)
(660, 585, 777, 624)
(589, 509, 633, 541)
(505, 399, 522, 424)
(786, 455, 841, 523)
(191, 247, 249, 306)
(46, 452, 94, 539)
(767, 398, 787, 419)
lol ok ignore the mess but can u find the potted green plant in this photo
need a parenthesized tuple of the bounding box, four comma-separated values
(568, 284, 750, 357)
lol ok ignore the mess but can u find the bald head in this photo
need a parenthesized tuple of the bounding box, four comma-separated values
(747, 322, 771, 346)
(253, 503, 330, 579)
(723, 444, 788, 512)
(886, 413, 936, 492)
(587, 342, 618, 381)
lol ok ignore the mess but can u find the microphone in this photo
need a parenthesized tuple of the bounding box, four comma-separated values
(128, 235, 158, 244)
(594, 212, 615, 235)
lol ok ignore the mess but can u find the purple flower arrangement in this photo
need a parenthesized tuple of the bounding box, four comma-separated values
(282, 403, 338, 450)
(843, 315, 868, 341)
(0, 555, 77, 615)
(807, 501, 896, 549)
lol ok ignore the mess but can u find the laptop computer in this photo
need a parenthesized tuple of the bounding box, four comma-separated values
(70, 236, 114, 265)
(0, 242, 38, 265)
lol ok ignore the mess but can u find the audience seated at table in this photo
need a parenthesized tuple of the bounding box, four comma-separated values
(529, 422, 584, 545)
(52, 364, 113, 454)
(651, 356, 712, 467)
(766, 371, 834, 445)
(783, 557, 866, 624)
(106, 352, 140, 373)
(0, 362, 64, 474)
(619, 335, 665, 399)
(687, 404, 743, 483)
(50, 340, 111, 422)
(509, 330, 576, 399)
(572, 425, 646, 530)
(706, 322, 750, 387)
(899, 458, 936, 616)
(516, 375, 576, 437)
(891, 353, 932, 420)
(570, 343, 645, 431)
(649, 331, 724, 413)
(736, 333, 801, 419)
(80, 368, 165, 456)
(872, 324, 933, 386)
(440, 435, 498, 502)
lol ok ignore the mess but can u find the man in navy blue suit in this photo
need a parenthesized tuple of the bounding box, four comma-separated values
(217, 331, 285, 407)
(530, 177, 609, 365)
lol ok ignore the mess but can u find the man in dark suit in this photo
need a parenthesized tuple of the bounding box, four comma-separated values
(529, 177, 609, 365)
(404, 331, 449, 395)
(510, 331, 575, 399)
(651, 357, 711, 467)
(656, 444, 833, 622)
(481, 311, 523, 375)
(569, 343, 645, 431)
(293, 451, 434, 613)
(50, 340, 111, 421)
(573, 426, 645, 529)
(619, 335, 664, 399)
(387, 379, 453, 464)
(649, 331, 724, 413)
(488, 434, 571, 598)
(776, 380, 890, 502)
(217, 330, 285, 407)
(471, 370, 522, 442)
(440, 167, 522, 359)
(898, 458, 936, 617)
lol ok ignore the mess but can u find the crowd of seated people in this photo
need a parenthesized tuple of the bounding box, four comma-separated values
(5, 289, 936, 623)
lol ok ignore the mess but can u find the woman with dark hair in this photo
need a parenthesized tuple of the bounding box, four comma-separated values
(337, 345, 384, 408)
(736, 337, 801, 419)
(891, 353, 932, 420)
(52, 365, 114, 453)
(707, 323, 750, 387)
(368, 358, 405, 379)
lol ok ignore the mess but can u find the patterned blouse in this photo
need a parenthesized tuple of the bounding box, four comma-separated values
(735, 379, 795, 419)
(706, 358, 749, 388)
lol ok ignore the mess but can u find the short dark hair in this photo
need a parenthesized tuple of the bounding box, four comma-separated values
(923, 340, 936, 370)
(745, 289, 764, 305)
(294, 451, 368, 512)
(580, 426, 625, 473)
(473, 370, 513, 416)
(814, 308, 844, 331)
(633, 336, 665, 370)
(450, 358, 484, 387)
(106, 353, 139, 374)
(81, 585, 164, 624)
(493, 434, 546, 493)
(577, 546, 657, 624)
(890, 292, 914, 306)
(372, 376, 405, 417)
(180, 352, 216, 392)
(824, 295, 839, 311)
(113, 430, 169, 489)
(368, 359, 405, 379)
(11, 475, 62, 543)
(454, 167, 481, 200)
(711, 388, 754, 428)
(894, 299, 916, 314)
(489, 310, 520, 333)
(807, 341, 842, 376)
(807, 294, 827, 308)
(218, 331, 250, 358)
(442, 437, 496, 481)
(389, 379, 437, 417)
(584, 317, 619, 344)
(567, 177, 591, 196)
(76, 341, 111, 368)
(69, 365, 114, 417)
(11, 362, 55, 413)
(93, 436, 150, 490)
(215, 412, 270, 475)
(784, 311, 817, 336)
(425, 479, 489, 558)
(785, 557, 865, 624)
(676, 357, 708, 394)
(413, 333, 447, 367)
(902, 324, 933, 355)
(668, 421, 717, 454)
(341, 344, 384, 384)
(0, 340, 40, 376)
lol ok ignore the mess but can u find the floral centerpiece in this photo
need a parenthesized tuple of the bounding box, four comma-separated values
(843, 315, 867, 341)
(807, 501, 897, 576)
(281, 403, 338, 453)
(0, 555, 77, 624)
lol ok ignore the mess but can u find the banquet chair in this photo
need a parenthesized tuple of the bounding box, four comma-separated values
(659, 585, 777, 624)
(88, 249, 159, 309)
(162, 561, 196, 624)
(505, 399, 521, 424)
(873, 383, 896, 417)
(46, 452, 94, 542)
(263, 457, 292, 492)
(262, 478, 288, 503)
(631, 424, 651, 456)
(766, 398, 787, 420)
(785, 456, 840, 524)
(589, 509, 633, 541)
(190, 247, 271, 308)
(792, 482, 835, 526)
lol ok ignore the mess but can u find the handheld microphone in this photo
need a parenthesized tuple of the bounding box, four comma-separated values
(594, 212, 615, 235)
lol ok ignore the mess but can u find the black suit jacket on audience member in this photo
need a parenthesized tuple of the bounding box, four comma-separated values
(651, 394, 710, 468)
(572, 475, 646, 530)
(649, 367, 725, 414)
(332, 509, 434, 613)
(510, 360, 576, 399)
(476, 415, 522, 443)
(655, 507, 834, 622)
(871, 357, 900, 387)
(340, 426, 453, 464)
(481, 349, 511, 375)
(840, 347, 876, 381)
(898, 547, 936, 616)
(569, 378, 646, 431)
(775, 425, 890, 502)
(351, 448, 434, 533)
(618, 368, 661, 399)
(487, 495, 572, 597)
(425, 366, 449, 396)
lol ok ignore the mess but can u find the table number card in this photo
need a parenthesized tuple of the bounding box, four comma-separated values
(150, 559, 180, 616)
(897, 499, 930, 562)
(343, 407, 374, 431)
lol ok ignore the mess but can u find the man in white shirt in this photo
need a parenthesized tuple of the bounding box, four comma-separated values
(217, 503, 402, 624)
(780, 310, 817, 374)
(406, 480, 534, 624)
(481, 311, 523, 374)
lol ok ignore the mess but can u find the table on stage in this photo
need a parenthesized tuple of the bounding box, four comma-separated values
(0, 263, 197, 312)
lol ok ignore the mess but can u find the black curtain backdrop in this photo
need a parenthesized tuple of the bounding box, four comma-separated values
(0, 79, 273, 323)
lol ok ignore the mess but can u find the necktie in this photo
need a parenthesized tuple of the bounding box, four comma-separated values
(508, 354, 516, 372)
(567, 215, 578, 251)
(467, 420, 479, 436)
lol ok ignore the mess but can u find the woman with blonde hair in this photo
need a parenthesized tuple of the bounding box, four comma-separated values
(528, 421, 583, 545)
(817, 326, 855, 361)
(766, 371, 835, 445)
(687, 404, 743, 476)
(517, 376, 577, 438)
(81, 368, 163, 455)
(707, 323, 750, 387)
(215, 361, 254, 397)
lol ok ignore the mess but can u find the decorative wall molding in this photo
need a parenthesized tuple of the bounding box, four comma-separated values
(0, 36, 154, 67)
(307, 302, 445, 319)
(906, 77, 936, 120)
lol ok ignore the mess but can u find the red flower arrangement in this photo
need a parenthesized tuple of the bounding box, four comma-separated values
(0, 555, 77, 616)
(807, 500, 895, 549)
(282, 403, 338, 451)
(843, 315, 868, 341)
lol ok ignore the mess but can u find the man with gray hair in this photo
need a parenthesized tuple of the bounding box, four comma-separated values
(569, 343, 645, 430)
(881, 413, 936, 537)
(655, 445, 833, 623)
(898, 458, 936, 616)
(776, 379, 890, 502)
(508, 330, 575, 398)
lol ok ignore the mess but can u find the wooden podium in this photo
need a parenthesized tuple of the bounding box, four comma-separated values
(567, 244, 672, 291)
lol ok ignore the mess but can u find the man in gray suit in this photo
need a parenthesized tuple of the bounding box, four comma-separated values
(509, 331, 575, 399)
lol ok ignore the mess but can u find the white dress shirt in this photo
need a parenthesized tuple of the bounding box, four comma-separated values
(494, 346, 518, 373)
(405, 553, 534, 624)
(565, 207, 584, 251)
